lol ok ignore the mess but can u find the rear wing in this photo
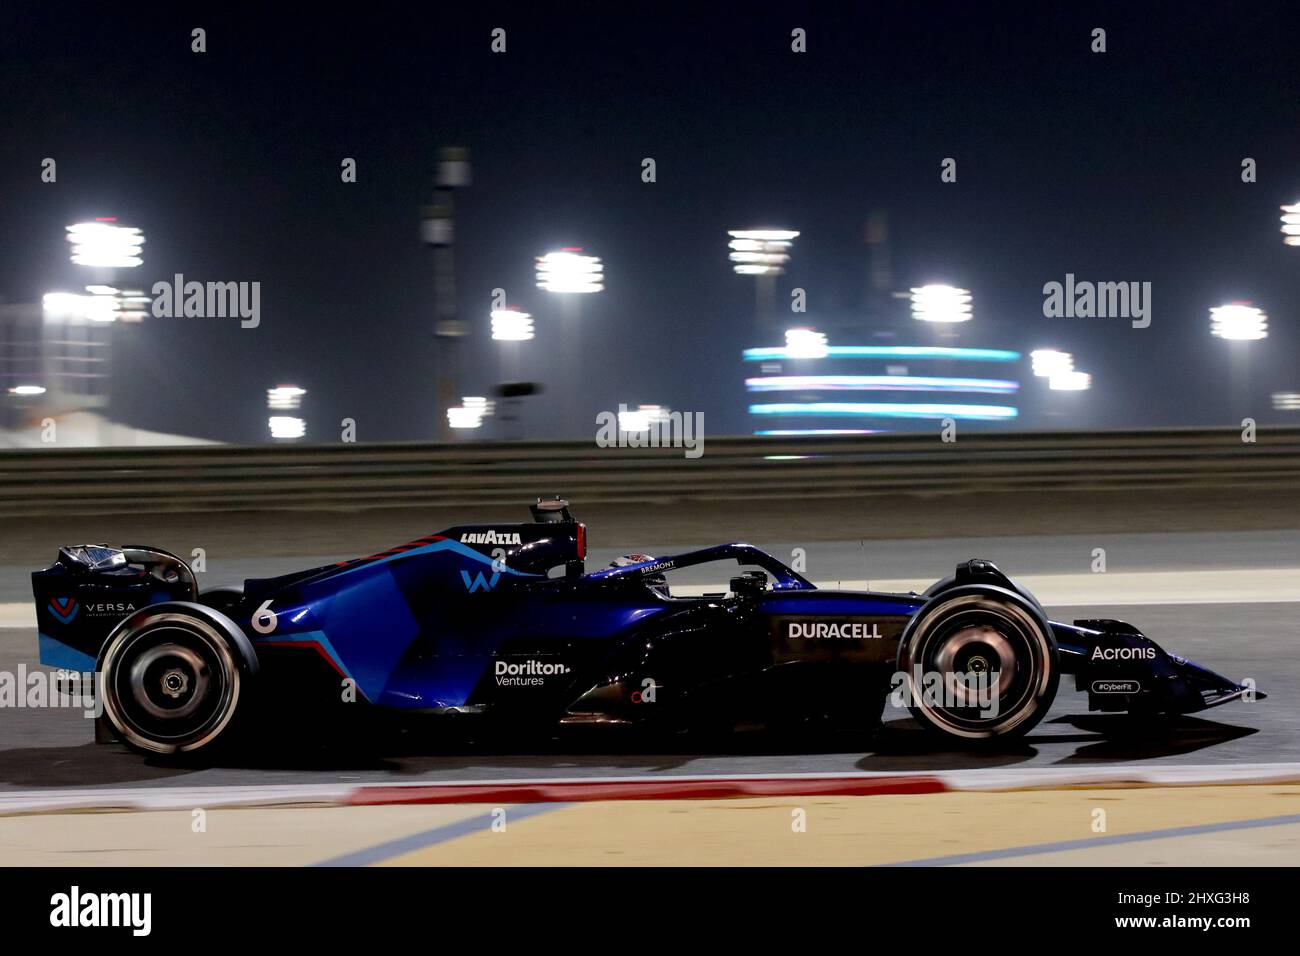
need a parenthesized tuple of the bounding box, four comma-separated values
(32, 545, 196, 671)
(442, 497, 587, 577)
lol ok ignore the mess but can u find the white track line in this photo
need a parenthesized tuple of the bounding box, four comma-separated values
(1, 603, 36, 628)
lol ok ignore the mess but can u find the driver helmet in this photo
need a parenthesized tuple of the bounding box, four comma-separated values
(608, 553, 668, 593)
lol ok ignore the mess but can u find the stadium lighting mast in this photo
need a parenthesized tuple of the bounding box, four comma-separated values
(1210, 302, 1268, 421)
(1281, 202, 1300, 246)
(783, 327, 828, 359)
(266, 385, 307, 441)
(535, 250, 604, 294)
(41, 218, 148, 436)
(1209, 303, 1268, 341)
(65, 218, 148, 323)
(66, 219, 144, 270)
(728, 228, 798, 333)
(536, 248, 603, 436)
(909, 285, 972, 323)
(490, 308, 534, 341)
(1028, 348, 1091, 426)
(491, 307, 533, 382)
(420, 146, 471, 439)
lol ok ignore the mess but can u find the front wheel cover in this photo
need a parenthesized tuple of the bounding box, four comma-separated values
(99, 608, 249, 754)
(897, 587, 1058, 740)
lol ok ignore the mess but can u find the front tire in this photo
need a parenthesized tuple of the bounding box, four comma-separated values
(98, 603, 257, 756)
(897, 586, 1058, 742)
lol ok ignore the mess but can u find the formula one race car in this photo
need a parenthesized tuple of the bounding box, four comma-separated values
(31, 499, 1263, 755)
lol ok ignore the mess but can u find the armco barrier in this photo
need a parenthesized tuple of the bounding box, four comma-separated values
(0, 427, 1297, 516)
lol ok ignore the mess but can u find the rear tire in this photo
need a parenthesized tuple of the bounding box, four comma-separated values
(197, 586, 244, 615)
(897, 586, 1058, 742)
(98, 603, 257, 756)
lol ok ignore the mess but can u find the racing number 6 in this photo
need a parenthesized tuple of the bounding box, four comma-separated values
(251, 599, 278, 634)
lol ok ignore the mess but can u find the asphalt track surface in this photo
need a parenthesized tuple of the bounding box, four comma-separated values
(1, 527, 1294, 794)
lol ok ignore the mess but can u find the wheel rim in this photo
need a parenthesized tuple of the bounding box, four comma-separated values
(102, 614, 240, 753)
(901, 596, 1052, 737)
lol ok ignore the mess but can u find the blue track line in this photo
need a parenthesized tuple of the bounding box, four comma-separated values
(315, 802, 569, 866)
(886, 812, 1300, 866)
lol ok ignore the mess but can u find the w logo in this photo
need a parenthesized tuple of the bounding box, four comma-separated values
(48, 597, 79, 624)
(460, 570, 500, 593)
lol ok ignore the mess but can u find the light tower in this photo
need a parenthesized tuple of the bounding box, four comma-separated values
(1280, 202, 1300, 246)
(1210, 302, 1268, 420)
(420, 146, 471, 439)
(728, 228, 798, 334)
(536, 248, 603, 435)
(909, 285, 972, 324)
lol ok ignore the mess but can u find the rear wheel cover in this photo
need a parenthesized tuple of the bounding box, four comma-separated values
(899, 593, 1057, 739)
(101, 612, 242, 754)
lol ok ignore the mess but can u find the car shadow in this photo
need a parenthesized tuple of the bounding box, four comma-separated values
(853, 711, 1261, 770)
(0, 713, 1262, 788)
(1046, 713, 1258, 762)
(854, 717, 1039, 770)
(206, 721, 889, 775)
(0, 743, 196, 788)
(0, 724, 886, 787)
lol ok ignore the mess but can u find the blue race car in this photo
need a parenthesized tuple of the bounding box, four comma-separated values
(32, 499, 1262, 755)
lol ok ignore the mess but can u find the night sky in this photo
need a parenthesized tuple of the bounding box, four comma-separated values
(2, 2, 1299, 441)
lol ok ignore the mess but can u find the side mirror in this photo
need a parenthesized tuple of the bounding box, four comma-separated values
(729, 570, 768, 599)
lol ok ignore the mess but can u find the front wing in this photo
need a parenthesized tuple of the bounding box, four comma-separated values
(1054, 618, 1264, 714)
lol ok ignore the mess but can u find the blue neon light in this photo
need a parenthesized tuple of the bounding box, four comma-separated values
(745, 375, 1020, 394)
(749, 402, 1019, 420)
(742, 346, 1022, 362)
